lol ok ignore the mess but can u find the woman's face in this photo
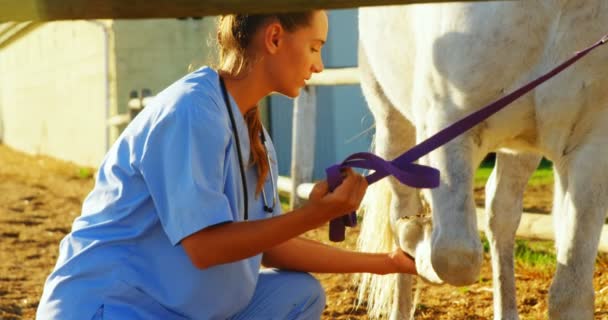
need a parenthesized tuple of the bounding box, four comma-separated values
(266, 11, 328, 98)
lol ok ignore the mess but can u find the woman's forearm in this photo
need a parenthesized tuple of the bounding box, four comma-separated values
(262, 237, 416, 275)
(182, 173, 367, 269)
(182, 202, 332, 269)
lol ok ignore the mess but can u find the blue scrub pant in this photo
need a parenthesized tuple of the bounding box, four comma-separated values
(230, 269, 326, 320)
(91, 269, 326, 320)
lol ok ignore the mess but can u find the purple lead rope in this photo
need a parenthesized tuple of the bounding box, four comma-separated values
(326, 33, 608, 242)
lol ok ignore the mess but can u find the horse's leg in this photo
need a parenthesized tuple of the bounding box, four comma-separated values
(383, 119, 419, 320)
(358, 43, 419, 320)
(388, 275, 413, 320)
(484, 152, 541, 320)
(549, 143, 608, 319)
(381, 105, 420, 320)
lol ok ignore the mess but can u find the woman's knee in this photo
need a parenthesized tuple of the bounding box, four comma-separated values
(288, 272, 326, 316)
(300, 273, 325, 301)
(254, 269, 326, 319)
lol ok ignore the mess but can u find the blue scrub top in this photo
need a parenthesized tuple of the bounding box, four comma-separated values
(37, 67, 282, 320)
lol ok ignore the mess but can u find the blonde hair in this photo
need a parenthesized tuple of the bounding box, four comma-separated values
(216, 12, 314, 196)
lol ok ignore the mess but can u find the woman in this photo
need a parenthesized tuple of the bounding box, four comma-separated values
(37, 11, 416, 320)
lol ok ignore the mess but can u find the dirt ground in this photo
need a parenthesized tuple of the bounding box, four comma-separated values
(1, 144, 607, 319)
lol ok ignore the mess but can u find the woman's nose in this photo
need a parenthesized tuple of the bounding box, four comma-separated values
(312, 60, 324, 73)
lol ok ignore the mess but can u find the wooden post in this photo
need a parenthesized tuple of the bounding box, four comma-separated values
(128, 88, 151, 119)
(290, 86, 316, 209)
(107, 88, 152, 127)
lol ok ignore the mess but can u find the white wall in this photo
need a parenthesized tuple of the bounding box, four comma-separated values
(0, 18, 217, 167)
(0, 21, 108, 167)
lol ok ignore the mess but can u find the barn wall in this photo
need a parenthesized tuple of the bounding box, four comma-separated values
(0, 18, 217, 167)
(0, 21, 109, 167)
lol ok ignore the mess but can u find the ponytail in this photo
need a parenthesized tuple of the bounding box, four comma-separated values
(244, 107, 269, 197)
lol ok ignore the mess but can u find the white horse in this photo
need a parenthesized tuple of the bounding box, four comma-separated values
(356, 1, 608, 319)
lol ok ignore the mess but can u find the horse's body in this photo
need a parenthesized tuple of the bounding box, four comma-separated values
(357, 2, 608, 319)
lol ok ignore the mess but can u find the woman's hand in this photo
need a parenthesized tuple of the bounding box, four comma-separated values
(388, 249, 417, 275)
(307, 168, 368, 219)
(308, 180, 330, 202)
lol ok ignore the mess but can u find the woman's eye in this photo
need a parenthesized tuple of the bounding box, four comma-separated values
(311, 48, 319, 53)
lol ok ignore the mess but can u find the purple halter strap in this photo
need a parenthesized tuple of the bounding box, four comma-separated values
(326, 33, 608, 242)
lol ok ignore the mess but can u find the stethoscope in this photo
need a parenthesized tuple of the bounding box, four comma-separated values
(220, 76, 276, 221)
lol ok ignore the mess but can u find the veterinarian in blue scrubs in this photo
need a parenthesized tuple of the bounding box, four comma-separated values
(37, 11, 417, 320)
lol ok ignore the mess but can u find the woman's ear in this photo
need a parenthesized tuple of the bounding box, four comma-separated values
(264, 22, 283, 54)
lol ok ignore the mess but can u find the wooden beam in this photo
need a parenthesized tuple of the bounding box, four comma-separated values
(0, 22, 41, 50)
(1, 0, 509, 22)
(307, 67, 360, 86)
(474, 209, 608, 253)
